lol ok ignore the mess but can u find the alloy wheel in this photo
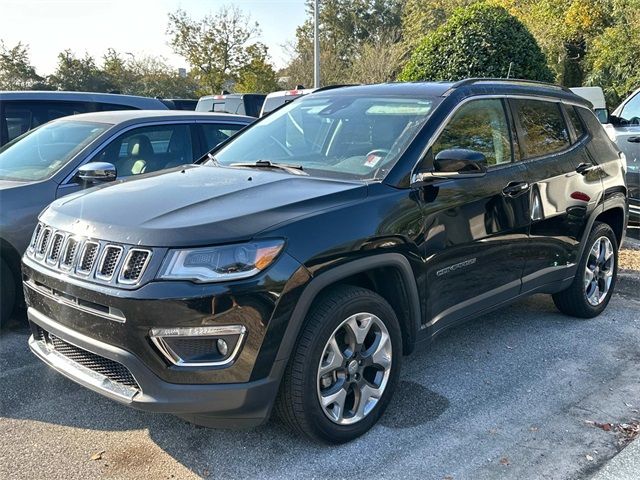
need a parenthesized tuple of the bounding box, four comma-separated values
(584, 236, 615, 306)
(316, 312, 392, 425)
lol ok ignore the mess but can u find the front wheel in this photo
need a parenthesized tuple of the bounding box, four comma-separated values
(553, 222, 618, 318)
(276, 285, 402, 443)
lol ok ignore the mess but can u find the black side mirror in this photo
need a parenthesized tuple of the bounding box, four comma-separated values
(77, 162, 117, 185)
(434, 149, 487, 175)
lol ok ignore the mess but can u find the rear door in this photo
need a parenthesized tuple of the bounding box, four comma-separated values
(512, 98, 598, 291)
(418, 98, 531, 332)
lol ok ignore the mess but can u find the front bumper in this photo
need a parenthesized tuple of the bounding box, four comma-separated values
(28, 307, 282, 427)
(22, 251, 311, 427)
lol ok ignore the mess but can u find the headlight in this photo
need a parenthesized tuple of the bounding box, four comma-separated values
(159, 239, 284, 282)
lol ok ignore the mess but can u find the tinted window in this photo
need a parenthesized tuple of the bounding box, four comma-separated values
(93, 124, 193, 177)
(513, 100, 570, 158)
(566, 106, 586, 140)
(432, 99, 512, 166)
(620, 93, 640, 124)
(0, 120, 109, 181)
(97, 103, 138, 112)
(2, 101, 89, 143)
(201, 123, 244, 151)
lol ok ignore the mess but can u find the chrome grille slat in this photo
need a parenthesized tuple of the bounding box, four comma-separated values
(25, 223, 153, 286)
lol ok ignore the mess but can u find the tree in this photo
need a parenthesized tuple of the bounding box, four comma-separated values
(584, 0, 640, 106)
(235, 43, 279, 93)
(349, 33, 405, 83)
(399, 3, 554, 83)
(0, 41, 47, 90)
(48, 50, 115, 92)
(401, 0, 474, 49)
(167, 6, 260, 94)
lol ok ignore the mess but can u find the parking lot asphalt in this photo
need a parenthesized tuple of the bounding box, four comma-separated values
(1, 281, 639, 480)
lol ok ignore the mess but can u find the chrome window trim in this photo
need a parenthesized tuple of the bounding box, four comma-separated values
(117, 248, 153, 285)
(413, 93, 590, 179)
(95, 244, 124, 281)
(149, 325, 247, 368)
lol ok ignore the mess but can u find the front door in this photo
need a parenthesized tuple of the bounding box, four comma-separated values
(417, 98, 531, 334)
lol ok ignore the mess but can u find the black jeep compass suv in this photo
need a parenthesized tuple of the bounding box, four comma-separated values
(23, 79, 628, 443)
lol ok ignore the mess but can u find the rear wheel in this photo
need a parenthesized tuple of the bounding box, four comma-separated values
(553, 222, 618, 318)
(1, 258, 16, 326)
(276, 285, 402, 443)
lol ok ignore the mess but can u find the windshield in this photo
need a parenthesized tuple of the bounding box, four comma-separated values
(0, 120, 110, 181)
(212, 94, 436, 181)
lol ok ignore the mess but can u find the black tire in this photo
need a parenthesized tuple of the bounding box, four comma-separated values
(276, 285, 402, 443)
(552, 222, 618, 318)
(1, 258, 17, 326)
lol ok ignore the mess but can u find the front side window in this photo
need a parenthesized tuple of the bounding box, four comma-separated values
(201, 123, 245, 151)
(212, 95, 437, 181)
(0, 120, 109, 181)
(619, 93, 640, 125)
(513, 99, 570, 158)
(432, 99, 512, 166)
(93, 124, 193, 177)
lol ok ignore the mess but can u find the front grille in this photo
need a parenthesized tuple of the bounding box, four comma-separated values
(60, 238, 80, 269)
(26, 223, 154, 287)
(35, 326, 139, 389)
(77, 242, 99, 274)
(36, 228, 51, 257)
(97, 246, 122, 279)
(119, 250, 150, 283)
(47, 232, 65, 264)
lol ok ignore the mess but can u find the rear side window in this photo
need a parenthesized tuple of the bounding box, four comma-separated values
(1, 101, 88, 143)
(96, 103, 138, 112)
(513, 99, 570, 158)
(566, 106, 586, 141)
(432, 99, 512, 166)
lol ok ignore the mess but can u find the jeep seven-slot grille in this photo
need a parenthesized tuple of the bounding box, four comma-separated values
(26, 223, 153, 287)
(35, 326, 139, 389)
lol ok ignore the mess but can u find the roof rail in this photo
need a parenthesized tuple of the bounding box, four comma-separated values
(313, 84, 359, 93)
(443, 78, 573, 96)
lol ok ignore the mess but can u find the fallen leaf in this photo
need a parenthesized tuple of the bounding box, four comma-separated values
(499, 457, 510, 465)
(443, 476, 454, 480)
(506, 345, 513, 350)
(91, 450, 105, 461)
(530, 426, 539, 432)
(586, 455, 594, 461)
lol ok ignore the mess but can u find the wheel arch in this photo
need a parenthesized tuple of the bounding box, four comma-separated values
(275, 253, 422, 366)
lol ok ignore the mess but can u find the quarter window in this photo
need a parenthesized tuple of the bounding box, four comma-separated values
(201, 123, 244, 151)
(432, 99, 512, 166)
(619, 92, 640, 124)
(566, 106, 586, 141)
(513, 99, 570, 158)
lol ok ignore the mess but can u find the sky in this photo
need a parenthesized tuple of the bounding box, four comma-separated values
(0, 0, 309, 74)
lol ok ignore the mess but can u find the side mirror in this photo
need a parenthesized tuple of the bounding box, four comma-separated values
(434, 149, 487, 175)
(77, 162, 117, 185)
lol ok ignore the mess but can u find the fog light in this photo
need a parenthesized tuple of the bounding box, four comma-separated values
(217, 338, 228, 356)
(150, 325, 246, 367)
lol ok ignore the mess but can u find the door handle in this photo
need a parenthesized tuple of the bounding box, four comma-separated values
(575, 162, 595, 175)
(628, 136, 640, 143)
(502, 181, 530, 196)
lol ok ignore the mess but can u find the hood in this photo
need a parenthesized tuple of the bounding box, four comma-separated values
(40, 165, 367, 247)
(0, 179, 30, 190)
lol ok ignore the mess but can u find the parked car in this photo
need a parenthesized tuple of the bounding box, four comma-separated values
(0, 91, 171, 146)
(160, 99, 198, 111)
(604, 87, 640, 225)
(22, 79, 627, 443)
(260, 87, 317, 116)
(570, 87, 608, 123)
(0, 110, 252, 323)
(196, 93, 266, 117)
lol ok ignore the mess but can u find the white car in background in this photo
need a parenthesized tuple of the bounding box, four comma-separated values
(259, 87, 317, 117)
(570, 87, 608, 123)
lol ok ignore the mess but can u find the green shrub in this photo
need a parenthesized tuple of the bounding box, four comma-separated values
(399, 2, 554, 83)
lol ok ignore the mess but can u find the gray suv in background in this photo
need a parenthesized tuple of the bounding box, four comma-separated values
(0, 110, 252, 324)
(605, 87, 640, 224)
(0, 91, 171, 146)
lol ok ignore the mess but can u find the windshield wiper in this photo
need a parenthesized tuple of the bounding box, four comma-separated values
(229, 160, 307, 175)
